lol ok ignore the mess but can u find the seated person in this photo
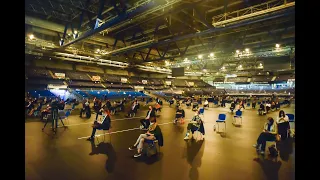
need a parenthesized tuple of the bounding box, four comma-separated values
(87, 109, 111, 141)
(275, 102, 280, 110)
(129, 118, 161, 158)
(204, 99, 209, 108)
(253, 117, 278, 155)
(126, 102, 138, 117)
(252, 100, 256, 109)
(154, 102, 161, 112)
(140, 106, 156, 129)
(230, 102, 236, 113)
(174, 106, 185, 124)
(186, 100, 192, 107)
(184, 113, 205, 140)
(265, 102, 271, 113)
(277, 110, 289, 124)
(258, 103, 265, 115)
(271, 101, 276, 111)
(192, 102, 199, 111)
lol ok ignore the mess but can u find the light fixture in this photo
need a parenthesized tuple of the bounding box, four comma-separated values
(221, 66, 225, 70)
(184, 58, 188, 62)
(259, 63, 262, 66)
(198, 55, 203, 59)
(28, 34, 34, 40)
(239, 65, 242, 68)
(245, 48, 249, 52)
(203, 69, 207, 72)
(96, 49, 100, 52)
(276, 44, 280, 48)
(74, 30, 78, 34)
(236, 50, 240, 53)
(210, 53, 214, 57)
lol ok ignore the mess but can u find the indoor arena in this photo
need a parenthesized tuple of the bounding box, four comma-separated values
(25, 0, 295, 179)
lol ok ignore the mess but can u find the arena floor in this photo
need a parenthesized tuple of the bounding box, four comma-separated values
(25, 101, 295, 180)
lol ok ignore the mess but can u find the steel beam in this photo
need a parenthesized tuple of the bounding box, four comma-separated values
(111, 8, 294, 55)
(62, 1, 155, 47)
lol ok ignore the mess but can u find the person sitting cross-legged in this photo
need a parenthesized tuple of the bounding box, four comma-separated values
(87, 109, 111, 141)
(184, 112, 205, 140)
(129, 118, 162, 158)
(253, 117, 278, 155)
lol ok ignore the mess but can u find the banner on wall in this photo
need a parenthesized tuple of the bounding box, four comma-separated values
(54, 73, 65, 79)
(121, 78, 128, 83)
(142, 80, 148, 84)
(47, 84, 68, 89)
(134, 86, 144, 90)
(92, 76, 101, 81)
(165, 81, 172, 85)
(188, 82, 194, 86)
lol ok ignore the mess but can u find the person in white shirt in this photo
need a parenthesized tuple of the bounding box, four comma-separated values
(204, 99, 209, 108)
(277, 110, 289, 123)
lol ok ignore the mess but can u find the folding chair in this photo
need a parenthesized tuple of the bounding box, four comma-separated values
(215, 114, 227, 133)
(199, 108, 205, 118)
(233, 110, 242, 125)
(286, 114, 295, 130)
(96, 128, 111, 143)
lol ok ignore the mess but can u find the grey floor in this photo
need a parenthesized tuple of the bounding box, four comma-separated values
(25, 101, 295, 180)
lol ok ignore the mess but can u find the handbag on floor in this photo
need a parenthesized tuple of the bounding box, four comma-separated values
(145, 143, 157, 157)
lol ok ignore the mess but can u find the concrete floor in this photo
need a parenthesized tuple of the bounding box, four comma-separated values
(25, 101, 295, 180)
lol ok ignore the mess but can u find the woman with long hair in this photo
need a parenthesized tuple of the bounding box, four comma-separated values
(253, 117, 278, 154)
(277, 110, 289, 123)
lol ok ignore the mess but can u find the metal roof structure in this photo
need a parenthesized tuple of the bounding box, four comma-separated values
(25, 0, 295, 78)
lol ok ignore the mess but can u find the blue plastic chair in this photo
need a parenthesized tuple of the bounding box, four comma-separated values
(216, 114, 227, 133)
(199, 108, 205, 117)
(287, 114, 294, 122)
(233, 110, 242, 125)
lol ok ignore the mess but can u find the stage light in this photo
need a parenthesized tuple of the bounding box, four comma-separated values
(28, 34, 34, 40)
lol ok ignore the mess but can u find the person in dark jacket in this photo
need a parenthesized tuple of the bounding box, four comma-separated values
(129, 118, 163, 158)
(87, 109, 111, 141)
(140, 106, 156, 129)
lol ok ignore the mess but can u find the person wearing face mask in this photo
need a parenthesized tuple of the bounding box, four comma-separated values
(87, 108, 111, 141)
(139, 106, 156, 129)
(277, 110, 289, 123)
(253, 117, 278, 154)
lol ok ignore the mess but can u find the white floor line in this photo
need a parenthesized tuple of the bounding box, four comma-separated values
(77, 121, 174, 140)
(58, 116, 145, 127)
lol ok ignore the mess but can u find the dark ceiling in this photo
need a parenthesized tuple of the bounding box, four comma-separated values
(25, 0, 295, 77)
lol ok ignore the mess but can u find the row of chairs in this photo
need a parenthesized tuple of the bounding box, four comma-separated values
(215, 112, 295, 135)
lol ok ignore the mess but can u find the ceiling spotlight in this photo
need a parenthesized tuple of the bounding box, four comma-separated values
(210, 53, 214, 57)
(74, 30, 78, 34)
(184, 58, 188, 61)
(28, 34, 34, 40)
(221, 66, 225, 70)
(276, 44, 280, 48)
(236, 50, 240, 53)
(239, 65, 242, 68)
(96, 49, 100, 52)
(245, 48, 249, 52)
(198, 55, 203, 59)
(259, 63, 262, 66)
